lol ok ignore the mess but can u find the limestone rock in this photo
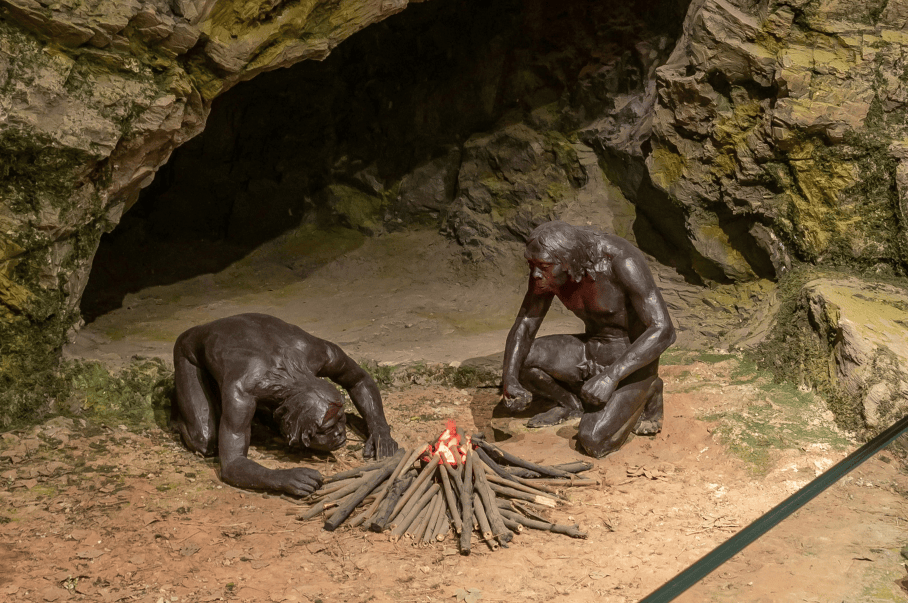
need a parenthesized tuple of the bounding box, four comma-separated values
(801, 278, 908, 431)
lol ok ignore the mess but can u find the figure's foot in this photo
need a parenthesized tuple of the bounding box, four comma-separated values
(633, 416, 662, 436)
(632, 377, 664, 436)
(527, 406, 583, 428)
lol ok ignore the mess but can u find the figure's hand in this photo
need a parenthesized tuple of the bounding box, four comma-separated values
(364, 430, 399, 460)
(276, 467, 323, 497)
(502, 383, 532, 412)
(581, 372, 617, 407)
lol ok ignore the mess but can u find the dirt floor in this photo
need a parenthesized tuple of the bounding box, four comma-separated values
(3, 227, 908, 602)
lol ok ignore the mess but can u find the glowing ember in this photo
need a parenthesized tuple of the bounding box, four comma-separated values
(424, 419, 468, 465)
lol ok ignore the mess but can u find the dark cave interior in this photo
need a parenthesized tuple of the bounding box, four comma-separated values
(80, 0, 689, 323)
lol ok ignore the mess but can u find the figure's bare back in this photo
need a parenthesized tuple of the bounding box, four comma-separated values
(182, 314, 326, 387)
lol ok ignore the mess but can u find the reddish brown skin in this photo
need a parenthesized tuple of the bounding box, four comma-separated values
(171, 313, 398, 497)
(501, 222, 676, 458)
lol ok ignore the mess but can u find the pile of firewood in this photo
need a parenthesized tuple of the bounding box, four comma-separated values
(297, 427, 596, 553)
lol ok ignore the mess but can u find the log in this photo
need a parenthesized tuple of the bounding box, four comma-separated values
(348, 448, 413, 527)
(523, 477, 599, 488)
(472, 494, 498, 551)
(501, 516, 524, 533)
(433, 509, 451, 541)
(552, 461, 594, 473)
(473, 459, 513, 545)
(408, 492, 438, 540)
(324, 454, 401, 531)
(486, 470, 564, 499)
(474, 439, 572, 478)
(498, 509, 588, 539)
(488, 482, 558, 507)
(510, 500, 551, 523)
(390, 482, 440, 541)
(439, 459, 463, 534)
(322, 459, 387, 483)
(474, 447, 519, 483)
(311, 473, 370, 502)
(309, 475, 362, 497)
(369, 474, 414, 532)
(421, 493, 444, 544)
(388, 452, 440, 521)
(389, 465, 436, 528)
(459, 442, 474, 555)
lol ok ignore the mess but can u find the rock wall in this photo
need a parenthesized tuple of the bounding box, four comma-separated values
(646, 0, 908, 282)
(4, 0, 908, 426)
(0, 0, 423, 421)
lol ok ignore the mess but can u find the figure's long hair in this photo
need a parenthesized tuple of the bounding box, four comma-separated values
(526, 221, 607, 281)
(259, 348, 344, 448)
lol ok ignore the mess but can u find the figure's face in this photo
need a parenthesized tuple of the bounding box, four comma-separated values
(308, 403, 347, 451)
(525, 240, 569, 293)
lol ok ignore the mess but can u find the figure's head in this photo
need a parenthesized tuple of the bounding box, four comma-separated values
(525, 221, 598, 291)
(275, 377, 347, 452)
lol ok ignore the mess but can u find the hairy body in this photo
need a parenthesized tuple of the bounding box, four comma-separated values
(502, 222, 676, 458)
(172, 313, 398, 496)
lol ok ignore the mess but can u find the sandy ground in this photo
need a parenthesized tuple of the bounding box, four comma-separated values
(2, 228, 906, 602)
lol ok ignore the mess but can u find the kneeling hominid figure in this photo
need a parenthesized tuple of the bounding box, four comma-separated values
(501, 221, 676, 458)
(171, 313, 398, 496)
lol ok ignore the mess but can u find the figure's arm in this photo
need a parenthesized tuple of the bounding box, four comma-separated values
(218, 381, 322, 496)
(501, 284, 553, 410)
(581, 254, 676, 406)
(318, 343, 398, 459)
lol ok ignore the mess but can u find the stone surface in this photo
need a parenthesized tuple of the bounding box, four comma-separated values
(801, 278, 908, 431)
(5, 0, 908, 423)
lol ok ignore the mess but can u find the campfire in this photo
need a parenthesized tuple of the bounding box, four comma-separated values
(298, 422, 596, 553)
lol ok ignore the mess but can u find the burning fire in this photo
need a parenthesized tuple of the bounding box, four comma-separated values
(424, 419, 469, 466)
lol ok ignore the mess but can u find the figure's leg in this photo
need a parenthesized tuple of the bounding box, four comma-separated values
(633, 377, 664, 435)
(520, 335, 586, 428)
(172, 343, 220, 456)
(577, 375, 657, 458)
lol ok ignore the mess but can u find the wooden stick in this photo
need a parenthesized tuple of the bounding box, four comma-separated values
(388, 464, 436, 527)
(311, 473, 370, 502)
(524, 477, 599, 487)
(475, 446, 520, 483)
(408, 492, 437, 540)
(474, 459, 513, 545)
(444, 460, 464, 491)
(388, 452, 440, 521)
(488, 482, 558, 507)
(369, 474, 414, 532)
(500, 516, 524, 533)
(323, 458, 390, 483)
(459, 441, 474, 555)
(511, 499, 552, 523)
(324, 454, 401, 531)
(472, 493, 492, 540)
(439, 460, 463, 534)
(348, 448, 413, 527)
(498, 509, 588, 538)
(421, 493, 444, 544)
(486, 470, 564, 499)
(474, 439, 571, 478)
(309, 475, 362, 497)
(551, 461, 594, 473)
(473, 494, 498, 551)
(390, 483, 440, 541)
(433, 509, 451, 541)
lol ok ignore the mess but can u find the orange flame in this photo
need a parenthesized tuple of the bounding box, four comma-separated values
(425, 420, 468, 465)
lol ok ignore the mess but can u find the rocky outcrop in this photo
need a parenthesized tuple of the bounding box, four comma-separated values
(0, 0, 432, 422)
(800, 278, 908, 433)
(5, 0, 908, 427)
(647, 0, 908, 281)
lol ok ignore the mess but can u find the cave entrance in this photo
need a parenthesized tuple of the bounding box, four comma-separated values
(77, 0, 687, 360)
